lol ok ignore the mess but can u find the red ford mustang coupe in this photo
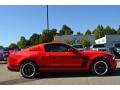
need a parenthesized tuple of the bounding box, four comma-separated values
(7, 42, 117, 78)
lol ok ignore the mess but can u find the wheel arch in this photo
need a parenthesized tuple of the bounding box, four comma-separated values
(19, 59, 39, 71)
(89, 57, 111, 70)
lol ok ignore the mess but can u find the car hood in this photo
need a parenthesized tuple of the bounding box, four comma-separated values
(80, 50, 112, 57)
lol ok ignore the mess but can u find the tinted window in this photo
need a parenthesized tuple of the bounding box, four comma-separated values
(93, 44, 105, 48)
(45, 44, 71, 52)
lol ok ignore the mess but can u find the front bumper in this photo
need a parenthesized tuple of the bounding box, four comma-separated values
(110, 59, 117, 70)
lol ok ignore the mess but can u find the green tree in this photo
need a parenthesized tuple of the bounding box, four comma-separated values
(85, 29, 91, 35)
(26, 40, 31, 47)
(50, 28, 57, 36)
(117, 25, 120, 34)
(104, 25, 111, 35)
(76, 32, 83, 35)
(40, 29, 57, 43)
(17, 36, 28, 49)
(80, 39, 91, 48)
(104, 25, 117, 35)
(29, 33, 40, 46)
(59, 25, 73, 35)
(77, 32, 80, 35)
(93, 25, 105, 39)
(9, 43, 19, 49)
(111, 28, 117, 34)
(65, 40, 73, 45)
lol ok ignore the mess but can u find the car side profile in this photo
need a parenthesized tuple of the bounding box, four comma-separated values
(7, 42, 117, 78)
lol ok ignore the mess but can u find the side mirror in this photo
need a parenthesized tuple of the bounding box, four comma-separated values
(68, 48, 76, 52)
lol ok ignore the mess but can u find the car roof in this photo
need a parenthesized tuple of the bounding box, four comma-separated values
(41, 42, 66, 45)
(23, 42, 67, 51)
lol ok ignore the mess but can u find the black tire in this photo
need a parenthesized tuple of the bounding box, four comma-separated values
(91, 60, 110, 76)
(20, 62, 38, 78)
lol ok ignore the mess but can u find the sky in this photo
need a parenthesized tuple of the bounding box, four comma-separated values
(0, 5, 120, 46)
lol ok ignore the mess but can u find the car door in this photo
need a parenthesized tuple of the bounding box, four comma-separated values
(44, 43, 84, 70)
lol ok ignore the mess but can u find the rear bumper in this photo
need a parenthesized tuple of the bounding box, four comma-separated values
(7, 65, 19, 72)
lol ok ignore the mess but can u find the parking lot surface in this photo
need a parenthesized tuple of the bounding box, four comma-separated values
(0, 61, 120, 85)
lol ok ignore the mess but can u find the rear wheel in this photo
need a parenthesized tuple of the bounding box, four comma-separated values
(20, 62, 37, 78)
(91, 60, 110, 76)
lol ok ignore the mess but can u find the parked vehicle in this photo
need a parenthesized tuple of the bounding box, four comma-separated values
(110, 47, 120, 59)
(113, 43, 120, 54)
(91, 44, 109, 52)
(7, 42, 117, 78)
(0, 47, 20, 61)
(109, 43, 120, 59)
(72, 44, 84, 51)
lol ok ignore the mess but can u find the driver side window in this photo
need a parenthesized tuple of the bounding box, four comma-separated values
(45, 44, 70, 52)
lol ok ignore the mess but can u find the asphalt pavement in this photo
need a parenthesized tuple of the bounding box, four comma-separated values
(0, 61, 120, 85)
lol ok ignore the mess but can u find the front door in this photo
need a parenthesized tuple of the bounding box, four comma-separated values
(44, 43, 84, 70)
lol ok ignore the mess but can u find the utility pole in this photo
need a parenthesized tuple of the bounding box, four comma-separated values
(46, 5, 49, 30)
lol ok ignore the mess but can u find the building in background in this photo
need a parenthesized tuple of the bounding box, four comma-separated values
(95, 35, 120, 48)
(54, 35, 95, 45)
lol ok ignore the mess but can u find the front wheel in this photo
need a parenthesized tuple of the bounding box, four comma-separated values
(20, 62, 37, 78)
(91, 60, 110, 76)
